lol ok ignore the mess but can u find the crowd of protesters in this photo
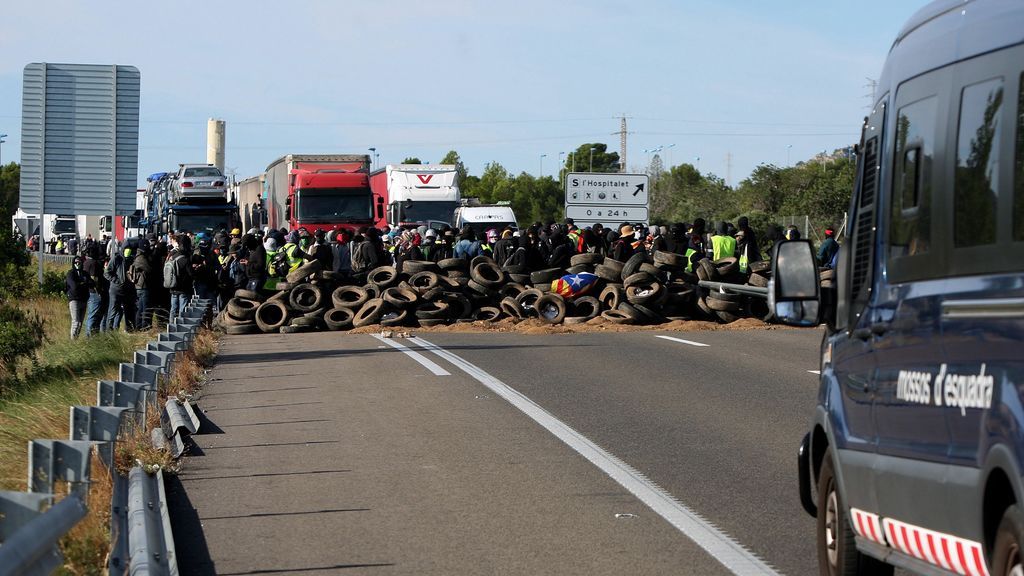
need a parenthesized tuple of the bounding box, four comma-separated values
(56, 217, 834, 339)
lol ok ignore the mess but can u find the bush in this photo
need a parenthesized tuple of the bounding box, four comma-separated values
(38, 270, 66, 298)
(0, 303, 46, 382)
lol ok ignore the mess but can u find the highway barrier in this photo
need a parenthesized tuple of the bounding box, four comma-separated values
(0, 297, 213, 576)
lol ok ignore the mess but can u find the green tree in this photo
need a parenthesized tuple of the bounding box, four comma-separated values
(401, 157, 422, 165)
(439, 150, 468, 187)
(471, 162, 511, 203)
(0, 162, 20, 223)
(563, 143, 620, 175)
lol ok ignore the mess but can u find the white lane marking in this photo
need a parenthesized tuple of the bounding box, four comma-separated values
(655, 335, 710, 347)
(372, 335, 450, 376)
(408, 336, 779, 576)
(807, 370, 820, 375)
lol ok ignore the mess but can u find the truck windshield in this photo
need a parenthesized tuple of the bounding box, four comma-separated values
(52, 220, 76, 234)
(296, 188, 372, 223)
(174, 213, 231, 234)
(402, 201, 459, 225)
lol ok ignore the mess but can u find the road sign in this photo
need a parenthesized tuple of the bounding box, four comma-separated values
(565, 205, 648, 223)
(564, 173, 648, 206)
(19, 63, 141, 216)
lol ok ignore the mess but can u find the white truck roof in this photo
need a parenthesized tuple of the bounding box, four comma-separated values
(386, 164, 459, 201)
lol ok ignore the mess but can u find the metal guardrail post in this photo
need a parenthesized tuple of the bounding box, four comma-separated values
(0, 491, 52, 541)
(161, 399, 201, 459)
(0, 495, 86, 576)
(119, 363, 161, 389)
(70, 406, 129, 468)
(97, 380, 156, 429)
(147, 340, 185, 353)
(127, 466, 178, 576)
(27, 440, 94, 500)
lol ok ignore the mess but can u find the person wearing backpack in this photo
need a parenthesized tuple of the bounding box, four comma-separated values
(129, 240, 153, 330)
(104, 244, 138, 332)
(164, 234, 193, 321)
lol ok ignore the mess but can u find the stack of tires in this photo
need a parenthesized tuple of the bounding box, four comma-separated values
(214, 252, 770, 334)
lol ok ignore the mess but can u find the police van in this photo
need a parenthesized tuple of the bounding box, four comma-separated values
(770, 1, 1024, 574)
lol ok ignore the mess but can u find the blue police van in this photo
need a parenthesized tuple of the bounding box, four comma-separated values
(770, 1, 1024, 575)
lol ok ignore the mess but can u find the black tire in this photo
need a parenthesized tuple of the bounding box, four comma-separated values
(474, 307, 503, 322)
(993, 505, 1024, 576)
(279, 325, 302, 334)
(275, 281, 295, 292)
(626, 283, 664, 305)
(288, 283, 324, 313)
(617, 302, 643, 322)
(714, 257, 739, 276)
(438, 258, 469, 272)
(748, 273, 769, 288)
(380, 309, 409, 327)
(408, 271, 441, 292)
(383, 286, 419, 309)
(234, 289, 264, 302)
(571, 296, 601, 319)
(535, 293, 567, 324)
(623, 272, 657, 288)
(599, 284, 624, 310)
(303, 307, 327, 319)
(498, 282, 528, 300)
(418, 318, 449, 327)
(353, 298, 387, 328)
(601, 310, 635, 324)
(530, 268, 564, 285)
(570, 253, 604, 266)
(749, 260, 771, 274)
(706, 296, 740, 312)
(225, 323, 260, 335)
(696, 296, 715, 318)
(652, 250, 686, 268)
(367, 266, 399, 288)
(620, 253, 647, 280)
(697, 259, 719, 282)
(503, 264, 529, 275)
(290, 316, 319, 328)
(601, 258, 625, 275)
(332, 285, 369, 309)
(469, 255, 494, 267)
(403, 260, 439, 274)
(715, 309, 741, 323)
(566, 265, 592, 275)
(499, 296, 524, 319)
(415, 301, 450, 319)
(634, 303, 668, 324)
(221, 312, 250, 326)
(439, 275, 464, 290)
(269, 290, 289, 303)
(817, 449, 893, 576)
(226, 298, 258, 320)
(563, 316, 590, 325)
(255, 300, 290, 333)
(594, 264, 621, 281)
(515, 288, 544, 316)
(323, 307, 355, 331)
(467, 278, 496, 297)
(287, 260, 322, 284)
(707, 290, 741, 303)
(470, 261, 506, 288)
(509, 273, 532, 284)
(639, 263, 664, 279)
(441, 293, 474, 319)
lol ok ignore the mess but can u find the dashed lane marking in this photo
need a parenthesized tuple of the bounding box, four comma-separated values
(655, 335, 711, 347)
(372, 335, 451, 376)
(407, 336, 779, 576)
(807, 370, 820, 375)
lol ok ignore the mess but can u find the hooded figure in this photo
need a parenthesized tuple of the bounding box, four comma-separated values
(547, 227, 573, 269)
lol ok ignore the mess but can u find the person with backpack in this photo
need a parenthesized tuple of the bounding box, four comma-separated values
(191, 235, 219, 311)
(164, 234, 193, 321)
(454, 226, 483, 259)
(104, 244, 138, 331)
(66, 255, 93, 339)
(352, 228, 383, 282)
(129, 240, 154, 330)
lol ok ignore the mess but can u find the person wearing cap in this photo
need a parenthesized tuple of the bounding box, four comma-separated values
(420, 228, 440, 262)
(818, 226, 839, 268)
(229, 227, 242, 248)
(66, 255, 93, 339)
(281, 230, 311, 273)
(611, 223, 636, 262)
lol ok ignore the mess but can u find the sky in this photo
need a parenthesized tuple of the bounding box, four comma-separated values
(0, 0, 926, 188)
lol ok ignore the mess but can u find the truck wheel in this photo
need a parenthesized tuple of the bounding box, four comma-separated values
(817, 449, 892, 576)
(993, 505, 1024, 576)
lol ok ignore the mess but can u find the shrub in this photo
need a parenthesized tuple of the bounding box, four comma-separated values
(0, 303, 46, 383)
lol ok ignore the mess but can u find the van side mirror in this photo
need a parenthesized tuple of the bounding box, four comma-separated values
(770, 240, 821, 326)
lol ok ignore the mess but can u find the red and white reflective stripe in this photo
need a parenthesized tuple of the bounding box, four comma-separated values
(880, 517, 989, 576)
(850, 508, 884, 545)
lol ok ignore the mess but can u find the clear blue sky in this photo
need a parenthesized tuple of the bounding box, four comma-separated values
(0, 0, 925, 187)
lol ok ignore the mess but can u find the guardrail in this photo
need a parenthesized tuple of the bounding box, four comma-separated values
(38, 253, 76, 265)
(0, 297, 213, 576)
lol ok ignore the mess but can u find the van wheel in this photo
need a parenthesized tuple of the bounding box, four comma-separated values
(993, 505, 1024, 576)
(817, 448, 893, 576)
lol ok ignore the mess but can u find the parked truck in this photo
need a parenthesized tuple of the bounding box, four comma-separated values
(263, 154, 383, 234)
(370, 164, 460, 230)
(142, 171, 239, 237)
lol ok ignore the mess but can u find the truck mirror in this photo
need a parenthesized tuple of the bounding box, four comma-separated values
(376, 197, 384, 220)
(769, 240, 820, 327)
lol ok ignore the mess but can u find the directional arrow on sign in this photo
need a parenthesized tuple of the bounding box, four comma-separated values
(633, 183, 645, 197)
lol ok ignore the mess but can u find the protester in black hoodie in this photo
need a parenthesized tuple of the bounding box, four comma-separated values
(547, 228, 574, 269)
(66, 255, 93, 338)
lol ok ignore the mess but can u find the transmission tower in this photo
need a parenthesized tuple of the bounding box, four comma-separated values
(864, 78, 878, 108)
(611, 115, 632, 173)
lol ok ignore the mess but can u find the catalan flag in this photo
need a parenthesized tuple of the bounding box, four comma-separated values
(551, 272, 599, 300)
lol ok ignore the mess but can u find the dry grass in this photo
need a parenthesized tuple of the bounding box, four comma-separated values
(60, 452, 113, 575)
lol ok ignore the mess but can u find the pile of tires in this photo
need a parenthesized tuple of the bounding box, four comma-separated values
(213, 252, 770, 334)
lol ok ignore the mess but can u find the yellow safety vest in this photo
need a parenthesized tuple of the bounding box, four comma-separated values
(263, 249, 280, 290)
(685, 248, 697, 272)
(711, 235, 736, 261)
(283, 243, 302, 272)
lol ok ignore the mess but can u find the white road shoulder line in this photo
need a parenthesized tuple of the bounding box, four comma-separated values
(807, 370, 821, 375)
(372, 335, 450, 376)
(408, 336, 778, 576)
(655, 335, 710, 347)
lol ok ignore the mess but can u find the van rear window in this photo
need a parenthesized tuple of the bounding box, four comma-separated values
(890, 96, 936, 259)
(954, 78, 1003, 247)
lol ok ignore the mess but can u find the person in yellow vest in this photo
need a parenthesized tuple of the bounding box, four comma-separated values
(262, 236, 282, 291)
(685, 218, 707, 272)
(711, 221, 736, 261)
(281, 230, 310, 273)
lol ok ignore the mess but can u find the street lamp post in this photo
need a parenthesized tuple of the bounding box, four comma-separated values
(589, 145, 597, 172)
(786, 144, 793, 167)
(539, 154, 547, 178)
(0, 134, 7, 167)
(695, 155, 701, 172)
(368, 147, 376, 170)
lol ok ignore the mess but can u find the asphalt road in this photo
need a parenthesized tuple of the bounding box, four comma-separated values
(171, 326, 823, 575)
